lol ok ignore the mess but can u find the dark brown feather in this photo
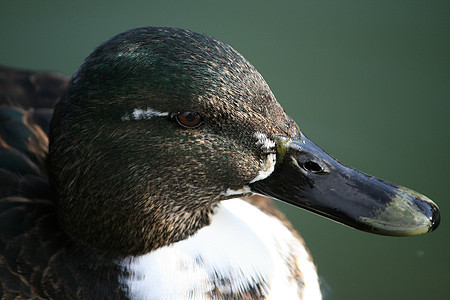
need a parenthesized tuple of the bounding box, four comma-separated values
(0, 66, 127, 299)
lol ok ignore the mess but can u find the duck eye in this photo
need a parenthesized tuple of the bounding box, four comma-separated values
(175, 112, 204, 128)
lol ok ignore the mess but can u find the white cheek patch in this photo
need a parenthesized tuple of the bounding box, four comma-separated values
(254, 132, 276, 151)
(121, 108, 169, 121)
(250, 153, 276, 183)
(221, 185, 252, 197)
(251, 132, 276, 183)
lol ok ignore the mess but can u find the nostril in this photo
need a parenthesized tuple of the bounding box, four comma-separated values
(303, 160, 323, 173)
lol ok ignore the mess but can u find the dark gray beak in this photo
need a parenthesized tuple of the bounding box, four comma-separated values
(249, 134, 440, 236)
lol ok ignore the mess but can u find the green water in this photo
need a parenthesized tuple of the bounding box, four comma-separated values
(1, 1, 448, 299)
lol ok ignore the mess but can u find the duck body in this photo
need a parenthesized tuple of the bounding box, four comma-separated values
(0, 27, 439, 299)
(0, 61, 319, 299)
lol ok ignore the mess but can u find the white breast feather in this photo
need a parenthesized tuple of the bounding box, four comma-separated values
(118, 198, 321, 300)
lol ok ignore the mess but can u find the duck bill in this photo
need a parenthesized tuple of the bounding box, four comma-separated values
(249, 134, 440, 236)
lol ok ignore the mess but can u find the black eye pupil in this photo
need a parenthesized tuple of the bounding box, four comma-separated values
(185, 113, 195, 122)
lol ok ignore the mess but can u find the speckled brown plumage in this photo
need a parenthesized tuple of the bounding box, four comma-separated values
(47, 27, 298, 257)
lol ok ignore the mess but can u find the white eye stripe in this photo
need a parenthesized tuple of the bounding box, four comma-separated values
(121, 108, 169, 121)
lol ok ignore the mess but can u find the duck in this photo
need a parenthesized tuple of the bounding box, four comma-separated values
(0, 27, 440, 300)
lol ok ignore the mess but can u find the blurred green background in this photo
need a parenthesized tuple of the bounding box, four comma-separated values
(1, 1, 448, 299)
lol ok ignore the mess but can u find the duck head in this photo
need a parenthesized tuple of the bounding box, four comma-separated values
(49, 27, 439, 256)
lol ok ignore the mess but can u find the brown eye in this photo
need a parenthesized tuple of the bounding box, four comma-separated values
(175, 112, 204, 128)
